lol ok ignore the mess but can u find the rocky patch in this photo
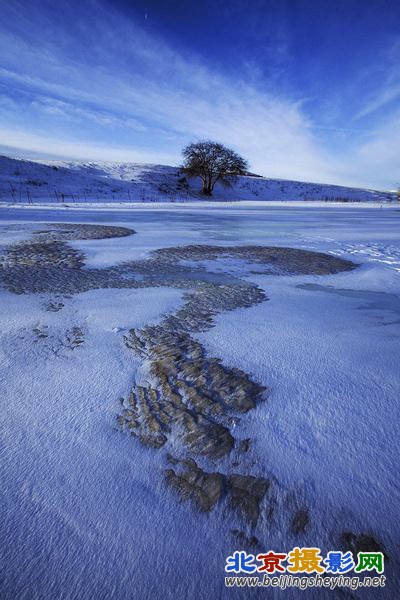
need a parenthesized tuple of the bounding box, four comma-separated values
(165, 456, 269, 525)
(0, 223, 358, 536)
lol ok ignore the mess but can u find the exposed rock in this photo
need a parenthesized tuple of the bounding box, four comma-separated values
(0, 223, 360, 537)
(152, 244, 356, 276)
(231, 529, 259, 548)
(184, 419, 234, 459)
(46, 297, 64, 312)
(291, 509, 310, 535)
(165, 459, 224, 512)
(227, 474, 270, 526)
(340, 532, 387, 558)
(165, 458, 270, 527)
(0, 227, 355, 298)
(120, 319, 266, 460)
(238, 439, 251, 454)
(65, 326, 84, 349)
(117, 386, 168, 449)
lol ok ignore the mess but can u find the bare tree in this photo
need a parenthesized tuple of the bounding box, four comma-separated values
(182, 140, 248, 196)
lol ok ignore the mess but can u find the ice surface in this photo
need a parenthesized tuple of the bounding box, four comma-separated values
(0, 204, 399, 599)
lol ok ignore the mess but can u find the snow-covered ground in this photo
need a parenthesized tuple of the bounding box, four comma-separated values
(0, 154, 397, 203)
(0, 204, 399, 599)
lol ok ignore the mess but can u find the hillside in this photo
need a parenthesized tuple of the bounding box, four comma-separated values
(0, 155, 396, 204)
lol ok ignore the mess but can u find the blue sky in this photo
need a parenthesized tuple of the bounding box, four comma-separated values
(0, 0, 399, 188)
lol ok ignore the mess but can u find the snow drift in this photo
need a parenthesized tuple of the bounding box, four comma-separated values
(0, 155, 396, 204)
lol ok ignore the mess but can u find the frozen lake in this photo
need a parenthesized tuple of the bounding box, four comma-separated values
(0, 204, 399, 599)
(1, 204, 400, 249)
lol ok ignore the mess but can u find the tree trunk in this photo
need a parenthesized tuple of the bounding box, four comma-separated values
(202, 176, 212, 196)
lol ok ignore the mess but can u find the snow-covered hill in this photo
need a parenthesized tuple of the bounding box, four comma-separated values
(0, 155, 396, 203)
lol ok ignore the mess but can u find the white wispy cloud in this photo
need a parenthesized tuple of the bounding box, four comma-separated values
(354, 39, 400, 120)
(356, 84, 400, 120)
(0, 128, 176, 164)
(29, 96, 147, 132)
